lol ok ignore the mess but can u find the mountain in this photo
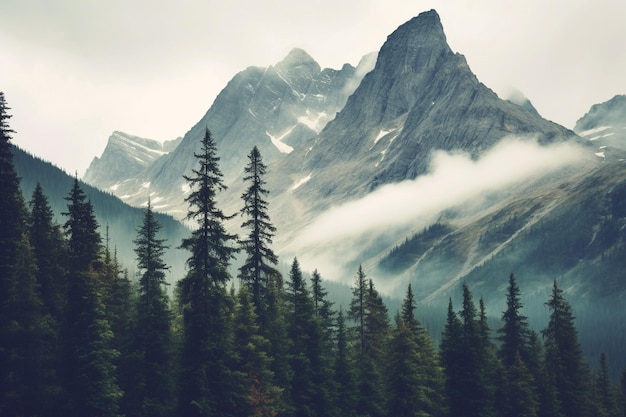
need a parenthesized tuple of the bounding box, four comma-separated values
(83, 131, 182, 188)
(574, 94, 626, 158)
(12, 145, 189, 284)
(249, 9, 581, 253)
(30, 7, 626, 377)
(84, 49, 376, 215)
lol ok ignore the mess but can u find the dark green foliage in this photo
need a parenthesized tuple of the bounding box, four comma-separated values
(177, 128, 242, 417)
(387, 284, 445, 417)
(179, 128, 238, 285)
(239, 146, 279, 325)
(62, 177, 102, 271)
(496, 274, 539, 417)
(379, 223, 452, 272)
(0, 92, 24, 296)
(128, 200, 175, 416)
(1, 233, 59, 417)
(542, 280, 590, 417)
(233, 286, 281, 417)
(61, 180, 122, 417)
(333, 307, 358, 417)
(285, 258, 327, 417)
(353, 276, 389, 417)
(440, 285, 497, 417)
(28, 183, 67, 319)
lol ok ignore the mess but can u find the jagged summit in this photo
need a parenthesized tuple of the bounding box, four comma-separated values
(276, 48, 320, 70)
(575, 94, 626, 156)
(268, 8, 576, 211)
(85, 48, 368, 213)
(83, 131, 181, 187)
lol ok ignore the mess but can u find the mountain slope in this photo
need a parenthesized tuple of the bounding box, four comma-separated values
(83, 131, 181, 187)
(574, 94, 626, 159)
(13, 145, 189, 283)
(86, 49, 374, 216)
(260, 9, 580, 243)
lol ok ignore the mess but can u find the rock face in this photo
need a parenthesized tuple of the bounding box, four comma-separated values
(269, 10, 577, 212)
(574, 95, 626, 158)
(85, 48, 371, 214)
(83, 131, 181, 187)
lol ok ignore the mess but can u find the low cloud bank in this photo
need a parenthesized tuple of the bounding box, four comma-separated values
(291, 138, 588, 278)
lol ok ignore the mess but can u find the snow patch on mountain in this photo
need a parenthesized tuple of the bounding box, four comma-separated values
(291, 173, 313, 191)
(297, 110, 328, 133)
(267, 130, 295, 154)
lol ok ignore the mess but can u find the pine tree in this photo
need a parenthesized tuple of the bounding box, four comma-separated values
(356, 278, 389, 417)
(62, 177, 102, 271)
(542, 280, 590, 417)
(387, 312, 422, 417)
(1, 233, 60, 417)
(61, 179, 122, 417)
(233, 285, 281, 417)
(440, 297, 463, 417)
(593, 353, 619, 417)
(498, 273, 532, 366)
(28, 183, 66, 319)
(497, 274, 539, 417)
(177, 128, 241, 417)
(391, 284, 445, 417)
(0, 91, 24, 301)
(442, 284, 497, 417)
(285, 258, 320, 417)
(239, 146, 278, 325)
(263, 271, 292, 417)
(308, 269, 336, 417)
(129, 199, 174, 417)
(386, 284, 438, 417)
(348, 265, 368, 356)
(333, 307, 357, 417)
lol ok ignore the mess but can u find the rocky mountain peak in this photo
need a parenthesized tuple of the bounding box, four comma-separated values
(276, 48, 320, 71)
(269, 8, 576, 214)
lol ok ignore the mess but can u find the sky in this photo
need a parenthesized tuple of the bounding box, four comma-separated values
(1, 0, 625, 176)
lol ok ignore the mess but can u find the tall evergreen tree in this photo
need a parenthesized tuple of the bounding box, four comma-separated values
(28, 183, 66, 319)
(497, 274, 539, 417)
(348, 265, 368, 356)
(442, 284, 496, 417)
(233, 285, 281, 417)
(498, 273, 532, 366)
(129, 199, 174, 417)
(285, 258, 324, 417)
(440, 298, 463, 417)
(1, 233, 59, 417)
(390, 284, 444, 417)
(61, 179, 122, 417)
(593, 353, 619, 417)
(0, 91, 24, 301)
(356, 278, 389, 417)
(0, 92, 49, 417)
(239, 146, 278, 325)
(333, 307, 357, 417)
(542, 280, 590, 417)
(177, 128, 241, 417)
(387, 284, 444, 417)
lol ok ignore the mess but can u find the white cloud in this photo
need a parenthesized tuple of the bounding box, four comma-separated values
(295, 138, 587, 249)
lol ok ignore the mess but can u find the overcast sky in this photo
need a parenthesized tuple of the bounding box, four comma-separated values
(1, 0, 625, 176)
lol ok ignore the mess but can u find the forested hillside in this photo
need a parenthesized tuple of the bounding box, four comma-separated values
(11, 144, 189, 282)
(2, 92, 625, 417)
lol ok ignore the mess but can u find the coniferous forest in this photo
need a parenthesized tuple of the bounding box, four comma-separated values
(2, 91, 626, 417)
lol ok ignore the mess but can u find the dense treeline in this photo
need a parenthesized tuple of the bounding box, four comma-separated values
(2, 91, 626, 417)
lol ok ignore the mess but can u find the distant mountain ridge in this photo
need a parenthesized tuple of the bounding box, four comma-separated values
(85, 48, 375, 215)
(84, 131, 182, 187)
